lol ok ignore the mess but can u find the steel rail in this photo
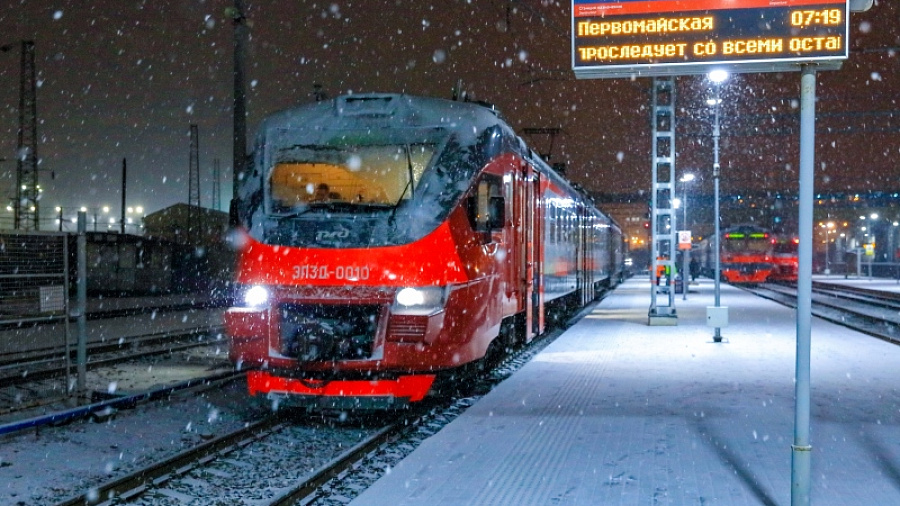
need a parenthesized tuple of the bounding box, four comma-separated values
(750, 283, 900, 345)
(0, 326, 224, 386)
(52, 412, 280, 506)
(267, 422, 406, 506)
(0, 370, 246, 437)
(810, 280, 900, 305)
(0, 325, 224, 369)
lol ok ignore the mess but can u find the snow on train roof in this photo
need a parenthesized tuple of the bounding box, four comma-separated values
(256, 93, 513, 144)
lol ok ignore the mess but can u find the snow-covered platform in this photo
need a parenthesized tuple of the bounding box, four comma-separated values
(351, 277, 900, 505)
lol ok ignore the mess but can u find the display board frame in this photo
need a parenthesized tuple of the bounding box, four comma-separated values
(572, 0, 849, 78)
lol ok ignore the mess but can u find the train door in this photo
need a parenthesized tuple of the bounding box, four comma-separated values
(532, 171, 545, 337)
(505, 171, 518, 302)
(581, 210, 593, 306)
(522, 164, 541, 341)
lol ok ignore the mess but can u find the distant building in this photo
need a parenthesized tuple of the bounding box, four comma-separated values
(84, 232, 175, 295)
(144, 203, 228, 246)
(144, 204, 233, 296)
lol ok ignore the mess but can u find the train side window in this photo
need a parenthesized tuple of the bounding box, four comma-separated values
(467, 174, 504, 243)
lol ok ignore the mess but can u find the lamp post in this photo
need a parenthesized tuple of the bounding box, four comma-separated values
(679, 173, 695, 300)
(55, 205, 111, 232)
(3, 204, 13, 230)
(891, 220, 899, 282)
(708, 69, 727, 343)
(821, 221, 835, 275)
(866, 213, 878, 278)
(84, 205, 110, 232)
(124, 206, 145, 235)
(55, 206, 64, 231)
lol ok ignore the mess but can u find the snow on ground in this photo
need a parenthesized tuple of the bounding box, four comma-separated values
(0, 380, 257, 505)
(351, 278, 900, 505)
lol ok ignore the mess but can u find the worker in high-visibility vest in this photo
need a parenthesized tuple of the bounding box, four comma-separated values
(655, 256, 677, 286)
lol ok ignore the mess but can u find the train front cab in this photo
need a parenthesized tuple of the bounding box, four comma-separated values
(719, 228, 775, 284)
(769, 238, 799, 282)
(227, 161, 552, 410)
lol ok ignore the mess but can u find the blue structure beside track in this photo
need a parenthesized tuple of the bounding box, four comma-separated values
(351, 277, 900, 505)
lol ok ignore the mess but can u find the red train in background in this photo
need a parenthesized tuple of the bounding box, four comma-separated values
(698, 224, 797, 284)
(768, 236, 799, 282)
(225, 94, 624, 410)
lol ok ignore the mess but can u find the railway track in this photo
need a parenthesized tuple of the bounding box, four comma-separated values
(748, 281, 900, 345)
(0, 325, 227, 421)
(0, 325, 225, 381)
(51, 411, 401, 506)
(48, 298, 577, 506)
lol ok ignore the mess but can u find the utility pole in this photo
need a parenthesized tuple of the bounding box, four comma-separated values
(188, 124, 200, 243)
(120, 158, 126, 234)
(2, 41, 39, 230)
(231, 0, 248, 205)
(189, 124, 200, 208)
(212, 158, 221, 211)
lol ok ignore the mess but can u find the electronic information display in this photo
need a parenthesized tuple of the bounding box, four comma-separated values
(572, 0, 849, 78)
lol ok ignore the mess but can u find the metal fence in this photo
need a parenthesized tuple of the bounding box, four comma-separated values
(0, 231, 70, 324)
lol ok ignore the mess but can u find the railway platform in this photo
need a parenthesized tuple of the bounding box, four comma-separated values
(351, 277, 900, 505)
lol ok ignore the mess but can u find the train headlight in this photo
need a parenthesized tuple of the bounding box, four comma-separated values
(242, 285, 270, 308)
(392, 286, 446, 315)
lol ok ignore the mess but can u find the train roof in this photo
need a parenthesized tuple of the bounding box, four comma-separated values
(256, 94, 514, 145)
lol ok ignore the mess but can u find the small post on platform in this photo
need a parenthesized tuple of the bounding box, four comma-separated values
(76, 211, 87, 395)
(791, 63, 816, 506)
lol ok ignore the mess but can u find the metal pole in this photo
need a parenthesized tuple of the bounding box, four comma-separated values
(683, 186, 689, 301)
(713, 84, 722, 343)
(791, 63, 816, 506)
(120, 158, 126, 234)
(232, 0, 248, 200)
(856, 247, 861, 276)
(63, 234, 71, 396)
(76, 211, 87, 395)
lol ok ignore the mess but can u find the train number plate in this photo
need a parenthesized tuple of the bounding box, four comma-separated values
(292, 264, 371, 281)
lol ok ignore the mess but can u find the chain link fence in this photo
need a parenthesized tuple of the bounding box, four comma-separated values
(0, 231, 70, 324)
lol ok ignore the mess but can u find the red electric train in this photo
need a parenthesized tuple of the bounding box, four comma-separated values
(699, 224, 778, 284)
(225, 94, 624, 409)
(768, 236, 799, 283)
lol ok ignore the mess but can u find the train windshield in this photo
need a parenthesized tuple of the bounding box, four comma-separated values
(723, 232, 770, 253)
(268, 143, 435, 214)
(773, 240, 798, 254)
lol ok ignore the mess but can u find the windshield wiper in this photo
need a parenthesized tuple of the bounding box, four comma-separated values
(389, 145, 416, 223)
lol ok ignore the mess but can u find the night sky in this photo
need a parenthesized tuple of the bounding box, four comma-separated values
(0, 0, 897, 226)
